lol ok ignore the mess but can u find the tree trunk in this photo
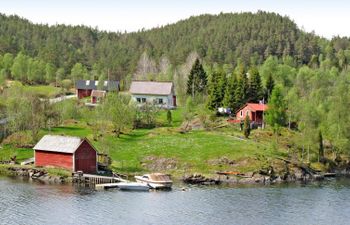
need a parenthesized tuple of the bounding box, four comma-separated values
(116, 128, 121, 138)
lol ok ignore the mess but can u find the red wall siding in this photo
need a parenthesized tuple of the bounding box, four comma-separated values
(236, 107, 253, 121)
(35, 151, 73, 170)
(77, 89, 92, 99)
(74, 140, 97, 174)
(92, 96, 97, 103)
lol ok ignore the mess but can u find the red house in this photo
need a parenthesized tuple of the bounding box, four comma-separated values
(76, 80, 119, 99)
(235, 103, 268, 125)
(33, 135, 97, 174)
(91, 90, 106, 104)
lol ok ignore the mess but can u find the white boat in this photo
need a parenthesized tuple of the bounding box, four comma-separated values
(134, 173, 173, 189)
(116, 182, 150, 191)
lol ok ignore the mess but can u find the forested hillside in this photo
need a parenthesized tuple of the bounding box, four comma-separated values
(0, 11, 329, 83)
(1, 10, 350, 177)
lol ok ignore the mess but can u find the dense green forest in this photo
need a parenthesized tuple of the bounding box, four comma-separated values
(1, 11, 350, 160)
(0, 11, 345, 84)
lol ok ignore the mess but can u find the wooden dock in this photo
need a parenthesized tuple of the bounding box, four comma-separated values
(73, 172, 126, 184)
(95, 182, 150, 191)
(95, 183, 120, 190)
(20, 157, 34, 165)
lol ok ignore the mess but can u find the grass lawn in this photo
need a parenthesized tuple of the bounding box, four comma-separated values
(40, 120, 288, 177)
(24, 85, 62, 98)
(156, 107, 184, 127)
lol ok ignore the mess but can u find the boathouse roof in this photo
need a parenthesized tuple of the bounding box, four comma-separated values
(33, 135, 84, 153)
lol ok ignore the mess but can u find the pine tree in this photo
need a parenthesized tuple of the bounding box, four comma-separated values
(265, 73, 275, 102)
(243, 115, 251, 138)
(187, 58, 207, 97)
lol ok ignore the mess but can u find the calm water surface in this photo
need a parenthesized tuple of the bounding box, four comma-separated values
(1, 177, 350, 225)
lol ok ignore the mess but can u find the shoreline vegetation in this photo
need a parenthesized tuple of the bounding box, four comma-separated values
(1, 107, 349, 186)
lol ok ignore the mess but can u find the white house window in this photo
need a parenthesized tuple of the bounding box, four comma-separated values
(136, 98, 141, 103)
(156, 98, 163, 104)
(95, 81, 99, 86)
(86, 80, 90, 85)
(141, 98, 146, 103)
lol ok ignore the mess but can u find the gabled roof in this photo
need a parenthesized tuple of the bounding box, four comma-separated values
(91, 90, 106, 98)
(236, 103, 268, 113)
(76, 80, 119, 91)
(129, 81, 173, 95)
(33, 135, 86, 154)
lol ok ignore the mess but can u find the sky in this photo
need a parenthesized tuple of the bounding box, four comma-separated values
(0, 0, 349, 39)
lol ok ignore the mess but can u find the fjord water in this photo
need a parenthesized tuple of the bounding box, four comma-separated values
(1, 177, 350, 225)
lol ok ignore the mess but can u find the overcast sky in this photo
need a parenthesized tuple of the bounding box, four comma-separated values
(0, 0, 348, 39)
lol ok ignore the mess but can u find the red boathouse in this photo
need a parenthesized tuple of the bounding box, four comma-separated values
(33, 135, 97, 173)
(235, 103, 268, 125)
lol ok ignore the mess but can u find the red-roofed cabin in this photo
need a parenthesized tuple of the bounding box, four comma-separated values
(235, 103, 268, 126)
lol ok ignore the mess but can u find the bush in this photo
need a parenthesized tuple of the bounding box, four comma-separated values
(3, 132, 33, 147)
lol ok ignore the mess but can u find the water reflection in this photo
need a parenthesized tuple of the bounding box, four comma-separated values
(1, 177, 350, 225)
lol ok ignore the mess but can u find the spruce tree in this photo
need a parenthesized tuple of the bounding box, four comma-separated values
(206, 70, 226, 110)
(223, 73, 238, 110)
(187, 58, 207, 97)
(234, 68, 249, 108)
(248, 67, 264, 102)
(319, 130, 324, 161)
(243, 115, 251, 138)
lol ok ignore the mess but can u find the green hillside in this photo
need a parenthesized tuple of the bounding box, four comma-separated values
(0, 11, 322, 81)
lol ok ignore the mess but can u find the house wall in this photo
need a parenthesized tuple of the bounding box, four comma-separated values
(35, 150, 73, 170)
(74, 140, 97, 174)
(236, 107, 253, 121)
(77, 89, 92, 99)
(131, 94, 175, 108)
(236, 107, 265, 123)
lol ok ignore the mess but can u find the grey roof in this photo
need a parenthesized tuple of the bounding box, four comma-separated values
(76, 80, 119, 91)
(33, 135, 84, 153)
(129, 81, 173, 95)
(91, 90, 106, 97)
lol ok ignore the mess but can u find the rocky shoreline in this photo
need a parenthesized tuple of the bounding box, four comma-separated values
(2, 159, 350, 187)
(0, 166, 71, 184)
(183, 163, 350, 186)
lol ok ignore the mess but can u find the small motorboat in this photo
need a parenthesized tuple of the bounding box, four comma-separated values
(116, 182, 150, 191)
(134, 173, 173, 189)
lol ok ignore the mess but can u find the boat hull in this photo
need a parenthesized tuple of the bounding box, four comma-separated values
(135, 176, 173, 189)
(116, 182, 150, 191)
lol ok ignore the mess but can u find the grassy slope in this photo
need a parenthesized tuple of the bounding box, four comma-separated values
(0, 145, 33, 162)
(0, 107, 290, 177)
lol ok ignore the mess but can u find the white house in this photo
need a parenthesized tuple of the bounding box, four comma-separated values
(129, 81, 176, 108)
